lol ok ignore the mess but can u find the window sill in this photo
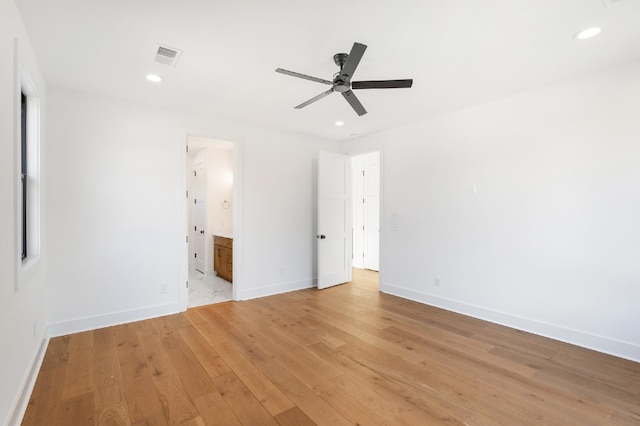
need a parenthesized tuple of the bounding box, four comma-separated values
(17, 255, 41, 290)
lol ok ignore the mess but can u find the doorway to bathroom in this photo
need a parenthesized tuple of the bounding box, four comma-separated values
(187, 135, 234, 307)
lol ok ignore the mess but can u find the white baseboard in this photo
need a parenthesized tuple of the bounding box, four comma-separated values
(239, 278, 316, 300)
(8, 331, 49, 426)
(47, 302, 181, 337)
(381, 282, 640, 363)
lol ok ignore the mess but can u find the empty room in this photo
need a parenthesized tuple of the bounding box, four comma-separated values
(1, 0, 639, 425)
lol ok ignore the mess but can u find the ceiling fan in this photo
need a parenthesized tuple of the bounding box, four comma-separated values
(276, 42, 413, 116)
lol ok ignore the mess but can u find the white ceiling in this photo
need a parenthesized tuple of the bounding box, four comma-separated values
(15, 0, 640, 141)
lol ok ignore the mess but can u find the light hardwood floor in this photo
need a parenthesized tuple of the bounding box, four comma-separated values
(23, 269, 640, 425)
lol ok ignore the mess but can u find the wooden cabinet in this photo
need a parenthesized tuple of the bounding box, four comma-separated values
(213, 236, 233, 283)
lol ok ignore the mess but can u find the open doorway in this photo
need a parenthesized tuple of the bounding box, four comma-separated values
(351, 152, 380, 289)
(187, 136, 234, 307)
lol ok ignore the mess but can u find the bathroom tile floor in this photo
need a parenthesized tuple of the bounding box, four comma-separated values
(188, 268, 232, 308)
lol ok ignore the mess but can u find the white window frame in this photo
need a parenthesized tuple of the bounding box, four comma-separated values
(14, 38, 41, 290)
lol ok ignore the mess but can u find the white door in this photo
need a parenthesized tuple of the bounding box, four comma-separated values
(317, 151, 352, 289)
(363, 162, 380, 270)
(193, 163, 206, 273)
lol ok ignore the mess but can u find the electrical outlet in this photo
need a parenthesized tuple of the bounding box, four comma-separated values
(161, 284, 168, 294)
(279, 268, 285, 277)
(434, 278, 441, 287)
(464, 185, 477, 196)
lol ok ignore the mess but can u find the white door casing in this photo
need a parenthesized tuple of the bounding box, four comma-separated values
(352, 161, 364, 269)
(363, 161, 380, 271)
(317, 150, 352, 289)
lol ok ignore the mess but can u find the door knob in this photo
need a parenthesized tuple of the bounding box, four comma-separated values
(316, 235, 326, 239)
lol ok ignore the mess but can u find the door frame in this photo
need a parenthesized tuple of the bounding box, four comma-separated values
(179, 130, 244, 311)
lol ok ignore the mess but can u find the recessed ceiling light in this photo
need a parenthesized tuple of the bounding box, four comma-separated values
(334, 121, 344, 126)
(574, 27, 602, 40)
(146, 74, 163, 83)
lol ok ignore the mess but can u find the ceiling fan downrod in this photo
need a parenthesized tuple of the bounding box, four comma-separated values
(332, 53, 351, 92)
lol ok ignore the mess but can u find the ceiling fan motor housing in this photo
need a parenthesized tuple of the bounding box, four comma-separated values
(333, 75, 350, 93)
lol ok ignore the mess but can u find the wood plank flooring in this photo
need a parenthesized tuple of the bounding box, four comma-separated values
(23, 269, 640, 425)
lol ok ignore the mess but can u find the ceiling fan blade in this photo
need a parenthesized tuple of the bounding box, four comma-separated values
(276, 68, 332, 85)
(341, 90, 367, 116)
(339, 42, 367, 80)
(295, 89, 335, 109)
(352, 79, 413, 89)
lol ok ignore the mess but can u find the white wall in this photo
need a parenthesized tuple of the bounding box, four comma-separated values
(46, 86, 341, 334)
(0, 1, 48, 425)
(344, 60, 640, 362)
(241, 126, 336, 298)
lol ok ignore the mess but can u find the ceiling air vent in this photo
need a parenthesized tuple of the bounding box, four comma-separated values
(154, 45, 183, 66)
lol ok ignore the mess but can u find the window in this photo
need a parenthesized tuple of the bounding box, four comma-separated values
(16, 67, 41, 288)
(21, 92, 27, 260)
(13, 40, 41, 290)
(14, 38, 42, 289)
